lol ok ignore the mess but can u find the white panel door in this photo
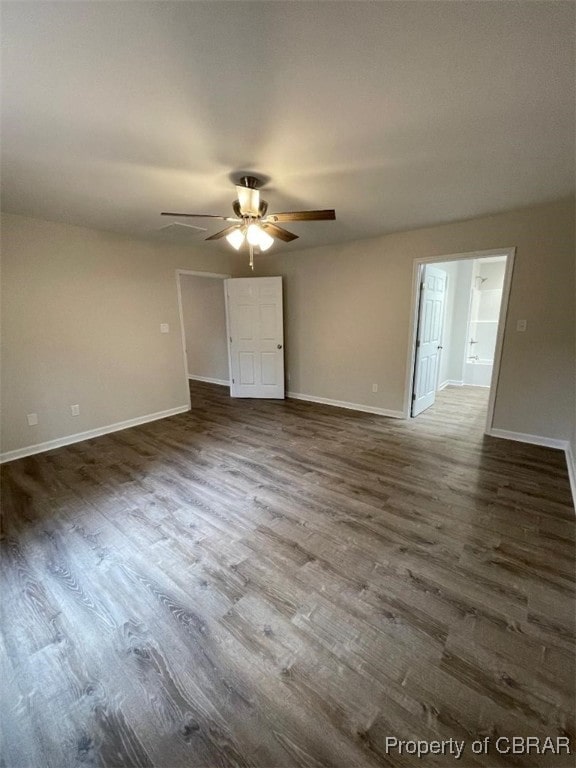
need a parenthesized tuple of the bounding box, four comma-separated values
(225, 277, 285, 398)
(412, 265, 447, 416)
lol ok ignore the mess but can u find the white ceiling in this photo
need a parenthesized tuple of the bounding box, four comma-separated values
(2, 1, 574, 254)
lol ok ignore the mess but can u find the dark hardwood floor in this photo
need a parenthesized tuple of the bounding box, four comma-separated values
(1, 382, 574, 767)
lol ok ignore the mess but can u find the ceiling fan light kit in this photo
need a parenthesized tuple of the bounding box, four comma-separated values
(161, 175, 335, 269)
(225, 228, 245, 250)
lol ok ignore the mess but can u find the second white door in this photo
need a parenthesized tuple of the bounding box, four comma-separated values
(225, 277, 285, 398)
(412, 265, 447, 416)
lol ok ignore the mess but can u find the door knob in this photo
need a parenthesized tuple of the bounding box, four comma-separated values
(277, 344, 283, 349)
(437, 345, 443, 350)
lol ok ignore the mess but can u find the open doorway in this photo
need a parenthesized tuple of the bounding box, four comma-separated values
(176, 271, 231, 405)
(405, 248, 515, 432)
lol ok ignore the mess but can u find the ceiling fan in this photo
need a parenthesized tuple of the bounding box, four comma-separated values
(162, 175, 335, 269)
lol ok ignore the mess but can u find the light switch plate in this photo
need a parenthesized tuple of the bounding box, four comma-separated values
(160, 323, 170, 334)
(27, 413, 38, 426)
(516, 319, 527, 332)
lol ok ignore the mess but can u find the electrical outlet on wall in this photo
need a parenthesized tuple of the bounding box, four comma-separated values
(70, 404, 80, 416)
(372, 383, 378, 393)
(160, 323, 170, 334)
(27, 413, 38, 426)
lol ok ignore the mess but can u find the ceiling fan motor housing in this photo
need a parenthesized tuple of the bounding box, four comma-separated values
(232, 199, 268, 219)
(239, 175, 261, 189)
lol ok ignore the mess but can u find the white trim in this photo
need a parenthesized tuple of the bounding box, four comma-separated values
(565, 443, 576, 509)
(176, 269, 231, 279)
(176, 269, 232, 408)
(404, 247, 516, 433)
(438, 379, 464, 390)
(484, 251, 515, 432)
(0, 405, 190, 464)
(176, 271, 192, 411)
(224, 279, 234, 397)
(287, 391, 404, 419)
(488, 428, 569, 451)
(188, 374, 229, 386)
(488, 430, 575, 511)
(409, 248, 514, 266)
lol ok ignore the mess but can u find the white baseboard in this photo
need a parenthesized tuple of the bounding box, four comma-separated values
(188, 375, 230, 386)
(438, 379, 463, 390)
(286, 391, 404, 419)
(0, 405, 190, 464)
(487, 428, 569, 451)
(483, 428, 575, 512)
(440, 380, 491, 390)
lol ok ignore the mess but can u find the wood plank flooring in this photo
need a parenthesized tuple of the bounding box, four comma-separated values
(1, 382, 574, 767)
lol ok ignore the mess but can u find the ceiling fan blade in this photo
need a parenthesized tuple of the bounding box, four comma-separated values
(161, 212, 239, 221)
(262, 223, 299, 242)
(205, 225, 240, 241)
(265, 209, 336, 223)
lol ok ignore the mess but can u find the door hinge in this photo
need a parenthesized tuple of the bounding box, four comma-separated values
(412, 393, 416, 401)
(232, 378, 235, 384)
(416, 339, 420, 348)
(420, 282, 425, 291)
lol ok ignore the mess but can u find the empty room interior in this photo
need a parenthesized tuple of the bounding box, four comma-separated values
(1, 2, 575, 767)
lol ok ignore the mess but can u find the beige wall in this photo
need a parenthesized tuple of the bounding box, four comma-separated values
(2, 199, 574, 460)
(180, 275, 229, 383)
(248, 198, 575, 442)
(0, 213, 238, 456)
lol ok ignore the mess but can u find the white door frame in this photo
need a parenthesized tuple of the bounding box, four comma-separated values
(403, 247, 516, 433)
(175, 269, 231, 409)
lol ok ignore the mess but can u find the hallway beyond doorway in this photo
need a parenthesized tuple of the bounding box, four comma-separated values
(416, 385, 490, 438)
